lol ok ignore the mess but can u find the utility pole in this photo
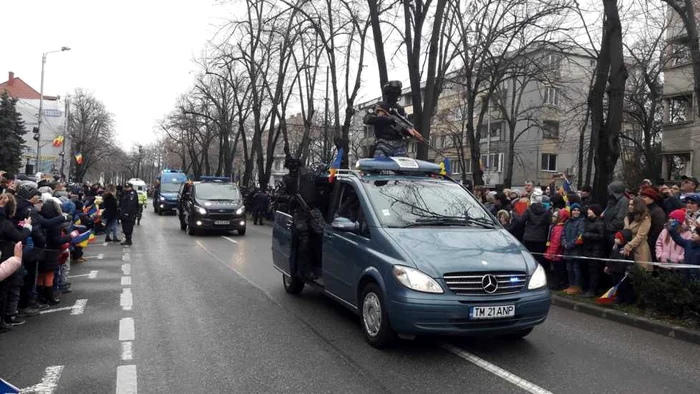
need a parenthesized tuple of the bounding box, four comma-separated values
(486, 101, 491, 183)
(323, 66, 329, 163)
(136, 145, 144, 179)
(60, 96, 69, 181)
(36, 47, 71, 172)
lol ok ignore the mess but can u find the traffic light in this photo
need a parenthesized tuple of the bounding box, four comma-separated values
(32, 127, 40, 141)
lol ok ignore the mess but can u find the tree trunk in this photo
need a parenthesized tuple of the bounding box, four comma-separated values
(592, 0, 628, 206)
(367, 0, 388, 89)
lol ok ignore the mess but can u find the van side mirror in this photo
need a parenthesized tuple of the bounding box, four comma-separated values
(331, 217, 359, 233)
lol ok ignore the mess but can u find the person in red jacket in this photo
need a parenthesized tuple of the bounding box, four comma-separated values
(544, 208, 569, 290)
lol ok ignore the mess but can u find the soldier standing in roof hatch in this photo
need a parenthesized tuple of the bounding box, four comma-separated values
(363, 80, 410, 158)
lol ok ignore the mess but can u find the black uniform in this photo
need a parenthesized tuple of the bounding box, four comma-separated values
(119, 188, 140, 245)
(362, 80, 409, 158)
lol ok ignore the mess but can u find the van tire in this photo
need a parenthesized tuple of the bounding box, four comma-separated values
(283, 274, 304, 294)
(360, 283, 395, 348)
(499, 327, 533, 340)
(238, 228, 246, 236)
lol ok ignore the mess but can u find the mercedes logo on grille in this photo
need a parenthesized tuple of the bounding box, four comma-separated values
(481, 274, 499, 294)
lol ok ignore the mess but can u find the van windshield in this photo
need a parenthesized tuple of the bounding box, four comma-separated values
(195, 183, 241, 201)
(161, 183, 182, 193)
(361, 178, 495, 228)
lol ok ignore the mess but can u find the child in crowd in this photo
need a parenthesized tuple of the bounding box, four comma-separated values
(606, 229, 635, 305)
(544, 209, 568, 290)
(563, 203, 585, 295)
(581, 204, 605, 298)
(656, 209, 690, 264)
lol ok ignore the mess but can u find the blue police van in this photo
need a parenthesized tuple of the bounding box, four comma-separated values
(272, 157, 550, 348)
(154, 169, 188, 215)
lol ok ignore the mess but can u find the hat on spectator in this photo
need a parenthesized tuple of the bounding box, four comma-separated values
(669, 209, 686, 223)
(588, 204, 603, 217)
(570, 202, 582, 212)
(615, 229, 634, 245)
(531, 189, 544, 204)
(580, 185, 592, 193)
(17, 182, 39, 200)
(558, 208, 570, 222)
(683, 193, 700, 204)
(640, 187, 660, 202)
(681, 175, 699, 187)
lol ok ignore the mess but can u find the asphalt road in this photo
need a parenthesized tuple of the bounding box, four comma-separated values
(2, 207, 700, 393)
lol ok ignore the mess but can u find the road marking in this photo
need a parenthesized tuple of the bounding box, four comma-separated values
(39, 299, 88, 315)
(84, 253, 104, 260)
(121, 341, 133, 361)
(119, 318, 135, 341)
(20, 365, 63, 393)
(116, 365, 137, 394)
(68, 270, 98, 279)
(70, 299, 88, 315)
(103, 242, 109, 246)
(441, 344, 552, 394)
(121, 276, 131, 286)
(122, 253, 131, 262)
(121, 288, 133, 311)
(196, 241, 274, 301)
(222, 236, 239, 244)
(122, 263, 131, 275)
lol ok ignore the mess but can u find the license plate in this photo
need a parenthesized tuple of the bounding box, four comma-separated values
(470, 305, 515, 320)
(214, 220, 230, 225)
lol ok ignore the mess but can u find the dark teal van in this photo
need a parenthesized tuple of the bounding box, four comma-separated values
(272, 158, 550, 348)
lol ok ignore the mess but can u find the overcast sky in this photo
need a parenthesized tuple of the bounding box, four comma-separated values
(2, 0, 230, 150)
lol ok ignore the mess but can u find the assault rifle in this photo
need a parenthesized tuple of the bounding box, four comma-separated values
(374, 106, 446, 159)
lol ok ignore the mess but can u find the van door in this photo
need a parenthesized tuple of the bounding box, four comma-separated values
(323, 182, 371, 306)
(272, 211, 294, 275)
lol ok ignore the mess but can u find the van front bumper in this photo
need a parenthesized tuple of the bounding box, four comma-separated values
(387, 289, 550, 336)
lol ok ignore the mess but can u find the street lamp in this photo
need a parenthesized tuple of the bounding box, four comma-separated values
(36, 46, 71, 173)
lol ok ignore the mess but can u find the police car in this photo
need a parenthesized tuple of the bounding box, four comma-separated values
(177, 177, 246, 236)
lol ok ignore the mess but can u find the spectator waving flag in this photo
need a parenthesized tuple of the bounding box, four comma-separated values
(52, 135, 64, 147)
(329, 147, 344, 183)
(597, 274, 627, 305)
(75, 153, 84, 165)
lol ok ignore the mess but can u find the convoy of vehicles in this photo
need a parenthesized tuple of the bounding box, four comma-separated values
(154, 169, 188, 215)
(272, 157, 550, 348)
(177, 176, 246, 236)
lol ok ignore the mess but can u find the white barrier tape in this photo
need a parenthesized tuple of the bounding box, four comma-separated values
(529, 252, 700, 269)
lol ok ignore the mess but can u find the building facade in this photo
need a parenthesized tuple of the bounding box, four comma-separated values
(0, 71, 69, 177)
(660, 11, 699, 181)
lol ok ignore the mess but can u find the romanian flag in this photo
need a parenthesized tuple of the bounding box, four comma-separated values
(88, 233, 96, 243)
(443, 157, 451, 176)
(85, 205, 97, 217)
(558, 178, 573, 205)
(597, 274, 627, 305)
(52, 135, 65, 147)
(75, 153, 83, 165)
(71, 230, 92, 246)
(328, 147, 344, 183)
(439, 162, 447, 176)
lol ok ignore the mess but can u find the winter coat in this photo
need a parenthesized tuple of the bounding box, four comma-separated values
(669, 227, 700, 266)
(562, 217, 585, 258)
(0, 256, 21, 281)
(656, 228, 691, 264)
(39, 203, 71, 273)
(252, 192, 270, 211)
(608, 245, 632, 274)
(119, 190, 140, 220)
(582, 216, 606, 258)
(603, 181, 629, 237)
(518, 203, 552, 243)
(544, 224, 565, 262)
(647, 203, 667, 255)
(0, 211, 31, 263)
(103, 193, 119, 222)
(623, 215, 653, 270)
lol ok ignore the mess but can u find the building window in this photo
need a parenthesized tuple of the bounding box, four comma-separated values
(544, 87, 560, 106)
(478, 121, 505, 141)
(542, 120, 560, 139)
(464, 158, 473, 174)
(405, 94, 412, 106)
(408, 142, 417, 153)
(548, 54, 562, 78)
(450, 159, 462, 175)
(671, 44, 691, 66)
(669, 94, 692, 124)
(363, 125, 373, 139)
(480, 153, 504, 172)
(589, 59, 596, 67)
(541, 153, 557, 172)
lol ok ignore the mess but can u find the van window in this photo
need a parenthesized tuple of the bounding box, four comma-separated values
(362, 178, 493, 228)
(334, 183, 369, 237)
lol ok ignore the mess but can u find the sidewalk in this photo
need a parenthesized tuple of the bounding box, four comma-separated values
(551, 294, 700, 345)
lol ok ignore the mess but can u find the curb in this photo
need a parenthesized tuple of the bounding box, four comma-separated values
(550, 295, 700, 346)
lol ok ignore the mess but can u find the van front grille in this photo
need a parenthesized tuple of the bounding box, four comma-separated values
(443, 271, 527, 295)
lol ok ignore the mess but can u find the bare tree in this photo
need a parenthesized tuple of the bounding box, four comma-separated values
(68, 89, 116, 182)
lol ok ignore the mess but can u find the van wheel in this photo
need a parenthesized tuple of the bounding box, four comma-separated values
(283, 274, 304, 294)
(361, 283, 395, 348)
(499, 327, 533, 340)
(238, 228, 246, 236)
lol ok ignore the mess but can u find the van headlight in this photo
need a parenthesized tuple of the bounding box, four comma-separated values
(528, 263, 547, 290)
(196, 206, 207, 215)
(236, 206, 245, 215)
(159, 196, 165, 201)
(393, 265, 443, 294)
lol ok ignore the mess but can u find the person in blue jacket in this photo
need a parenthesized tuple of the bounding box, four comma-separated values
(668, 219, 700, 279)
(563, 203, 586, 294)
